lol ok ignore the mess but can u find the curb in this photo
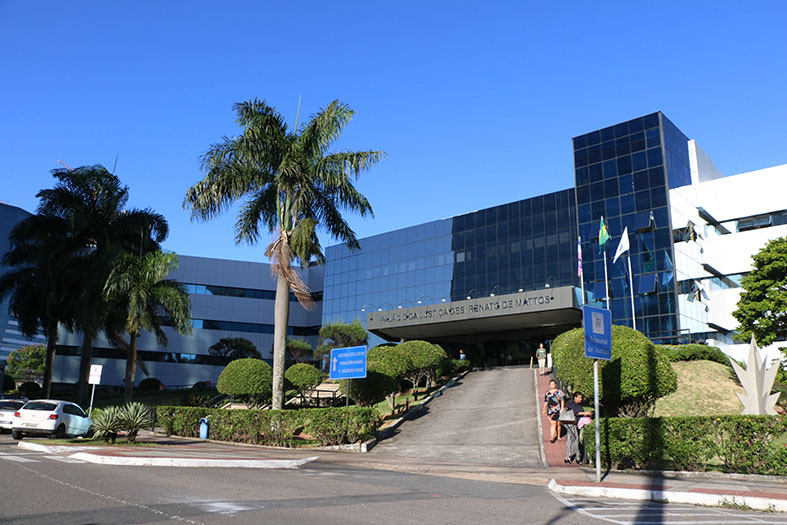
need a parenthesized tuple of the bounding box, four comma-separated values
(548, 479, 787, 513)
(18, 439, 319, 469)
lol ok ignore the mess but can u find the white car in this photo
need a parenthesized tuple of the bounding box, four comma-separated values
(0, 400, 25, 432)
(11, 399, 93, 440)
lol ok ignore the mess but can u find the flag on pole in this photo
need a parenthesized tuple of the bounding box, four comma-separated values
(577, 237, 583, 277)
(613, 226, 630, 264)
(598, 217, 610, 253)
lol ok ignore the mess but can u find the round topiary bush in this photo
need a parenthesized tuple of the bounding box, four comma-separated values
(285, 363, 322, 403)
(138, 377, 163, 391)
(340, 366, 397, 407)
(551, 325, 677, 417)
(217, 358, 273, 407)
(17, 381, 43, 399)
(2, 372, 15, 392)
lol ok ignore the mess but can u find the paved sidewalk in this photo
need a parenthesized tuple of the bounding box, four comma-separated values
(535, 368, 580, 469)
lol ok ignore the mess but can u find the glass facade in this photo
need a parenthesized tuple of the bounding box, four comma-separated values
(573, 112, 688, 343)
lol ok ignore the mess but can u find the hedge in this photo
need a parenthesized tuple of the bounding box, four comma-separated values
(585, 415, 787, 475)
(657, 343, 730, 366)
(156, 406, 381, 447)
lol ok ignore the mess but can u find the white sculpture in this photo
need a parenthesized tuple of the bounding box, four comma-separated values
(730, 335, 780, 415)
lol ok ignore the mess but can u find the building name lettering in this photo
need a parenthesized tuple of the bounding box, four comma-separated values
(374, 294, 554, 324)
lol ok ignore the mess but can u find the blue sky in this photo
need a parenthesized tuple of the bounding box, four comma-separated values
(2, 2, 786, 263)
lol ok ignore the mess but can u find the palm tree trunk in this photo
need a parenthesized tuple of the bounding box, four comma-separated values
(42, 321, 58, 398)
(77, 331, 95, 407)
(271, 271, 290, 410)
(125, 332, 137, 403)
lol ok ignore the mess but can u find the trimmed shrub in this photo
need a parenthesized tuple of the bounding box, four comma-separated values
(138, 377, 163, 391)
(18, 381, 42, 399)
(586, 415, 787, 475)
(552, 325, 677, 417)
(340, 366, 397, 407)
(2, 372, 15, 392)
(155, 405, 381, 446)
(452, 359, 471, 373)
(216, 358, 273, 407)
(285, 363, 322, 404)
(435, 358, 454, 378)
(657, 343, 730, 367)
(398, 340, 445, 395)
(191, 381, 212, 391)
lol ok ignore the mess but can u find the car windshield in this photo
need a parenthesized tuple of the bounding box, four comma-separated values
(23, 402, 57, 411)
(0, 401, 24, 410)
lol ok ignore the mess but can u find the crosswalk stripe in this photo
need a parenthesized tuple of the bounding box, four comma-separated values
(44, 455, 85, 463)
(1, 455, 39, 463)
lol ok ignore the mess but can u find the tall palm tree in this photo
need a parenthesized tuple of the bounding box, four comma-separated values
(184, 99, 384, 409)
(103, 250, 192, 402)
(36, 165, 168, 405)
(0, 215, 79, 397)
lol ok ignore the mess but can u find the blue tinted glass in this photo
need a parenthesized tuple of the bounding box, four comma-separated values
(590, 181, 604, 201)
(633, 170, 649, 189)
(648, 167, 664, 187)
(589, 163, 603, 182)
(629, 117, 644, 133)
(618, 174, 633, 194)
(576, 184, 590, 204)
(591, 200, 605, 219)
(573, 134, 587, 150)
(578, 203, 591, 223)
(651, 188, 667, 207)
(602, 141, 616, 160)
(615, 136, 631, 156)
(587, 145, 602, 164)
(603, 159, 617, 179)
(574, 149, 587, 167)
(601, 126, 615, 142)
(620, 193, 635, 214)
(614, 122, 629, 137)
(630, 132, 646, 152)
(635, 189, 651, 211)
(632, 151, 647, 171)
(644, 113, 660, 129)
(646, 127, 661, 147)
(616, 154, 632, 175)
(647, 147, 663, 168)
(604, 178, 618, 197)
(587, 130, 601, 146)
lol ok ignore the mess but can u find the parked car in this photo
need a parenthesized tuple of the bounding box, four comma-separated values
(11, 400, 93, 440)
(0, 394, 28, 402)
(0, 400, 25, 432)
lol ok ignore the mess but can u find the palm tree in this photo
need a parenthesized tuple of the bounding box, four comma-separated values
(103, 250, 192, 402)
(0, 215, 79, 397)
(35, 165, 169, 405)
(184, 99, 384, 409)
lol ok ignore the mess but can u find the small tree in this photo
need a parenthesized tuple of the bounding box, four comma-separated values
(286, 339, 313, 364)
(398, 340, 444, 399)
(216, 358, 273, 408)
(733, 237, 787, 349)
(340, 365, 397, 407)
(315, 320, 368, 363)
(209, 337, 261, 360)
(368, 345, 411, 411)
(5, 344, 46, 382)
(551, 325, 677, 417)
(285, 363, 322, 405)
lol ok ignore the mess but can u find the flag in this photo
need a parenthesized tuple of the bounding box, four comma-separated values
(577, 237, 583, 277)
(598, 216, 610, 253)
(613, 226, 630, 264)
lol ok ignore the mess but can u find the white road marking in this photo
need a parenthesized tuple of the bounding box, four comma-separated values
(45, 455, 85, 463)
(1, 455, 39, 462)
(197, 501, 262, 515)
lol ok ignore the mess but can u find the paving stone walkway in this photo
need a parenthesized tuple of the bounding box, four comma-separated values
(371, 366, 542, 467)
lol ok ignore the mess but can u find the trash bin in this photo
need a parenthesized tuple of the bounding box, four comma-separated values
(199, 417, 209, 440)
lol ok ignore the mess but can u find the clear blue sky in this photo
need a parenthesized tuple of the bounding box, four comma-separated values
(2, 2, 786, 263)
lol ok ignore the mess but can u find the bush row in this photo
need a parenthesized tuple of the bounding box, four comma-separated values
(156, 405, 381, 447)
(656, 343, 730, 366)
(585, 415, 787, 475)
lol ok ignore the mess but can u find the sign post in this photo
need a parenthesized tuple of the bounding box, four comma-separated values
(329, 346, 368, 408)
(583, 304, 612, 483)
(88, 364, 103, 417)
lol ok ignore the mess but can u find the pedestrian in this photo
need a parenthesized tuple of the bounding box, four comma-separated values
(563, 391, 593, 464)
(536, 343, 548, 375)
(543, 379, 565, 443)
(459, 349, 467, 360)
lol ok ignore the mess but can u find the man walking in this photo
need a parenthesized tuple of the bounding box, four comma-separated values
(537, 343, 548, 376)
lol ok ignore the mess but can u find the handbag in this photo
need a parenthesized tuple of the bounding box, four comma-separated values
(558, 408, 575, 423)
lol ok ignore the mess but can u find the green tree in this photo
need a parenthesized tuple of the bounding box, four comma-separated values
(285, 363, 322, 405)
(367, 345, 411, 411)
(286, 339, 313, 364)
(398, 340, 444, 398)
(316, 320, 368, 363)
(184, 99, 384, 409)
(5, 344, 46, 382)
(209, 337, 261, 360)
(103, 251, 191, 402)
(733, 237, 787, 348)
(217, 358, 273, 408)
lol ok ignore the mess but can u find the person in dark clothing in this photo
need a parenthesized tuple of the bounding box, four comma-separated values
(563, 391, 593, 463)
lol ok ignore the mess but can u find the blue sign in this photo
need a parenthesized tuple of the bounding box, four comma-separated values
(583, 305, 612, 360)
(329, 346, 368, 380)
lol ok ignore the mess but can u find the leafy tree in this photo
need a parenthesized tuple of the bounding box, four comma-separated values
(733, 237, 787, 348)
(286, 339, 313, 364)
(284, 363, 322, 405)
(316, 320, 368, 363)
(209, 337, 261, 360)
(340, 366, 397, 407)
(184, 99, 384, 409)
(398, 340, 444, 398)
(104, 251, 192, 402)
(34, 166, 168, 405)
(216, 358, 273, 408)
(5, 344, 46, 381)
(367, 345, 411, 411)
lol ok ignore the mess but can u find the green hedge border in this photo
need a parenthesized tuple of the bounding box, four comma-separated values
(156, 406, 381, 447)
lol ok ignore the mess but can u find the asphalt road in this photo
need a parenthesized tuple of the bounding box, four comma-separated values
(0, 434, 593, 525)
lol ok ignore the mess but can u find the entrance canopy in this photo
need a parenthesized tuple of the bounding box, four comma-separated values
(367, 286, 582, 344)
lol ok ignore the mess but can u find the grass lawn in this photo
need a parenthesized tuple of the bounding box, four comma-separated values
(372, 386, 440, 419)
(26, 437, 161, 447)
(653, 360, 744, 417)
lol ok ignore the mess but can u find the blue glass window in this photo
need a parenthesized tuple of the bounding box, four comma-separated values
(630, 132, 646, 152)
(602, 141, 616, 160)
(618, 174, 633, 195)
(603, 159, 617, 179)
(616, 154, 632, 175)
(614, 122, 629, 137)
(587, 130, 601, 146)
(632, 151, 647, 172)
(647, 147, 663, 168)
(589, 163, 603, 182)
(615, 136, 631, 156)
(588, 145, 602, 164)
(629, 117, 644, 133)
(638, 274, 657, 294)
(644, 113, 660, 129)
(646, 127, 661, 147)
(601, 126, 615, 142)
(574, 134, 587, 149)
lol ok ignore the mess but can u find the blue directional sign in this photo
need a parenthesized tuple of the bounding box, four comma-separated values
(329, 346, 368, 380)
(583, 304, 612, 360)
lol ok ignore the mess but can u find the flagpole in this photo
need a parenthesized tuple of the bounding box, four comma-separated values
(627, 253, 636, 330)
(579, 235, 585, 305)
(603, 247, 609, 310)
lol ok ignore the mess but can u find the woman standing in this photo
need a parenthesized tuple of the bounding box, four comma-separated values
(563, 391, 593, 463)
(543, 379, 564, 443)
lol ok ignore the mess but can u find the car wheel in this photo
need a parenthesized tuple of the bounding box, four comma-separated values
(11, 430, 22, 440)
(52, 424, 66, 439)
